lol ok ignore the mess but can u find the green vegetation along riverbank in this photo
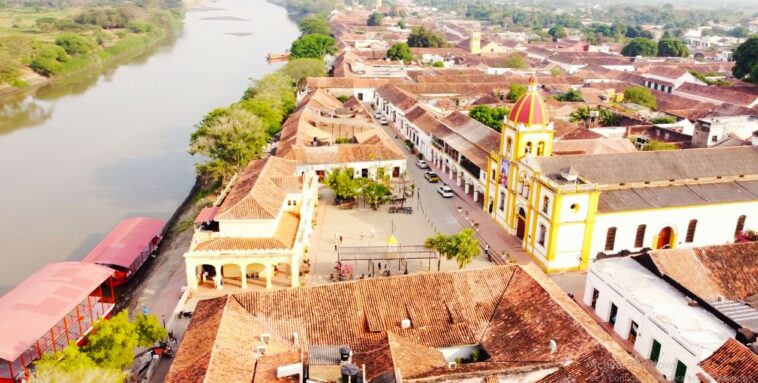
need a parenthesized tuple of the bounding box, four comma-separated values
(0, 1, 182, 97)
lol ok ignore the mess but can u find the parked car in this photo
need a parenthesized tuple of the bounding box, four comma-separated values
(379, 117, 388, 125)
(415, 160, 428, 169)
(437, 185, 454, 198)
(424, 171, 439, 183)
(374, 111, 382, 119)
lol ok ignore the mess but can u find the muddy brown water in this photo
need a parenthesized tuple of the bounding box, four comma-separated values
(0, 0, 299, 295)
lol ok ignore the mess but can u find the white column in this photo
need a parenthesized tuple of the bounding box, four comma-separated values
(290, 261, 300, 288)
(474, 190, 479, 202)
(265, 263, 273, 289)
(186, 262, 198, 290)
(457, 171, 462, 187)
(465, 182, 470, 194)
(239, 263, 248, 289)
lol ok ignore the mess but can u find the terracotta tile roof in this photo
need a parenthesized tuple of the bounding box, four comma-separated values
(646, 242, 758, 302)
(698, 339, 758, 383)
(305, 77, 406, 90)
(168, 265, 657, 383)
(406, 106, 446, 135)
(253, 352, 300, 383)
(536, 344, 641, 383)
(678, 83, 758, 107)
(645, 65, 689, 80)
(195, 212, 301, 251)
(216, 157, 300, 220)
(376, 84, 419, 111)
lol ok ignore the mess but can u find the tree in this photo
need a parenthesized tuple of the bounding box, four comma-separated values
(55, 33, 96, 55)
(733, 36, 758, 82)
(387, 42, 412, 63)
(397, 20, 407, 29)
(325, 168, 360, 201)
(0, 51, 20, 84)
(450, 229, 479, 269)
(30, 345, 124, 383)
(244, 72, 296, 115)
(621, 38, 657, 57)
(657, 38, 688, 57)
(407, 26, 447, 48)
(599, 109, 621, 126)
(280, 58, 326, 84)
(189, 106, 270, 182)
(290, 33, 336, 59)
(361, 179, 390, 208)
(626, 25, 653, 39)
(548, 25, 567, 39)
(424, 229, 479, 269)
(367, 12, 383, 26)
(82, 311, 139, 370)
(502, 53, 527, 69)
(507, 83, 527, 102)
(298, 15, 330, 36)
(550, 67, 562, 76)
(554, 88, 583, 102)
(134, 313, 168, 347)
(30, 44, 69, 76)
(624, 86, 657, 109)
(469, 105, 509, 132)
(728, 26, 749, 38)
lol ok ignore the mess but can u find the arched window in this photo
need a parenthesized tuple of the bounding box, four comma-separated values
(537, 141, 545, 156)
(505, 137, 513, 156)
(525, 141, 533, 154)
(635, 225, 646, 248)
(605, 227, 617, 251)
(499, 192, 506, 211)
(686, 220, 697, 243)
(735, 215, 747, 236)
(538, 224, 547, 246)
(542, 196, 549, 214)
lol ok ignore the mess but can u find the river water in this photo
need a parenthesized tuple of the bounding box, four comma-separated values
(0, 0, 299, 294)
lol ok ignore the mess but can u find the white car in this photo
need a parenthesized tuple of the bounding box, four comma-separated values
(415, 160, 428, 169)
(374, 111, 383, 119)
(379, 117, 388, 125)
(437, 185, 454, 198)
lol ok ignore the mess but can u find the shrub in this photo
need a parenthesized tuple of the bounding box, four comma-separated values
(30, 44, 69, 76)
(55, 33, 96, 55)
(127, 21, 154, 33)
(624, 85, 657, 109)
(0, 50, 20, 84)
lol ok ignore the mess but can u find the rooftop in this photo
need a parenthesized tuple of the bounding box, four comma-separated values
(591, 257, 734, 355)
(167, 265, 657, 383)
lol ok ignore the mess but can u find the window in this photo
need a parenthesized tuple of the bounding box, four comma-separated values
(686, 220, 697, 243)
(635, 225, 646, 248)
(537, 141, 545, 156)
(492, 169, 496, 180)
(650, 340, 661, 363)
(538, 224, 546, 246)
(608, 303, 618, 325)
(674, 361, 687, 383)
(735, 215, 747, 236)
(605, 227, 617, 251)
(505, 137, 512, 156)
(542, 196, 549, 214)
(711, 135, 718, 143)
(525, 141, 533, 154)
(499, 192, 505, 211)
(570, 203, 579, 212)
(628, 321, 639, 345)
(591, 289, 599, 309)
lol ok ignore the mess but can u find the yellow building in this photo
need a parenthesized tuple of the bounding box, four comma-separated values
(485, 77, 758, 273)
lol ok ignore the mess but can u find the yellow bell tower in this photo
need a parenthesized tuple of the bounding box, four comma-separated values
(484, 76, 553, 217)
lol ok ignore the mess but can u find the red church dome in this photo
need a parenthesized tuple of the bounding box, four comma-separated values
(507, 76, 549, 127)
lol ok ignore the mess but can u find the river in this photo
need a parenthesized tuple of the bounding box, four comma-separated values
(0, 0, 300, 294)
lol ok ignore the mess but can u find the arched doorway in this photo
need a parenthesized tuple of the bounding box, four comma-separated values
(655, 227, 674, 249)
(220, 264, 242, 288)
(516, 207, 527, 240)
(246, 263, 266, 287)
(197, 264, 217, 288)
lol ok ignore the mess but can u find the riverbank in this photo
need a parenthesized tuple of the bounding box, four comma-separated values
(0, 5, 183, 99)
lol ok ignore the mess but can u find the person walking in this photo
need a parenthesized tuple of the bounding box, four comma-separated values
(339, 235, 343, 245)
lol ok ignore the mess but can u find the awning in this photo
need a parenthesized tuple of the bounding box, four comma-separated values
(195, 206, 219, 224)
(0, 262, 113, 361)
(80, 217, 165, 269)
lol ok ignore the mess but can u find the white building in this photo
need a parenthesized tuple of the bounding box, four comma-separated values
(584, 256, 735, 382)
(692, 115, 758, 148)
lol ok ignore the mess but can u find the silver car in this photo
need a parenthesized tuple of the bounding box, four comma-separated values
(437, 185, 454, 198)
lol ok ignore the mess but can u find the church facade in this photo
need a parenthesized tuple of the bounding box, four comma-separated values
(484, 77, 758, 273)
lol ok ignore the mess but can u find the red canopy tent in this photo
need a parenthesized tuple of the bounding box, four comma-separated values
(0, 262, 114, 382)
(81, 217, 165, 286)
